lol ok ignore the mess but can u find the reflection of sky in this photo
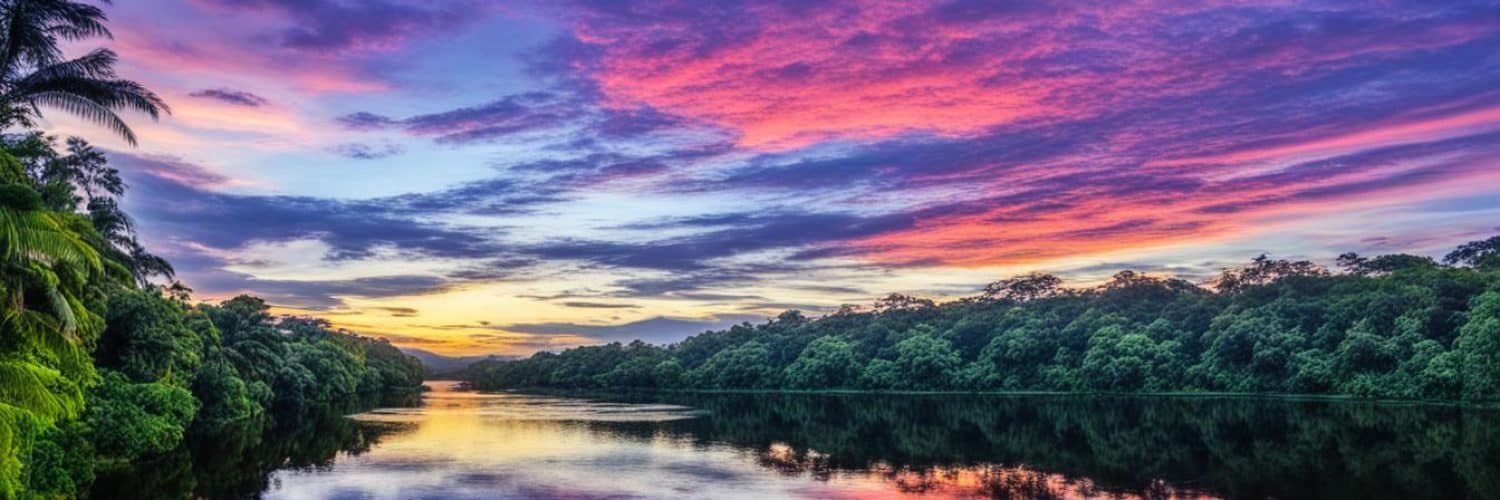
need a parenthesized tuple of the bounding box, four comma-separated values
(264, 383, 911, 499)
(266, 383, 1194, 499)
(261, 383, 1497, 499)
(61, 1, 1500, 355)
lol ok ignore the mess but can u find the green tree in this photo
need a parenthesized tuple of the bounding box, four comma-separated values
(1080, 324, 1182, 392)
(783, 336, 859, 389)
(86, 371, 197, 461)
(0, 0, 169, 145)
(979, 273, 1064, 302)
(1339, 252, 1438, 276)
(189, 358, 260, 431)
(1455, 291, 1500, 400)
(692, 341, 776, 388)
(1211, 254, 1328, 292)
(1445, 235, 1500, 270)
(0, 148, 107, 494)
(651, 359, 684, 388)
(461, 235, 1500, 405)
(857, 358, 900, 390)
(96, 289, 204, 386)
(891, 332, 960, 390)
(598, 355, 661, 388)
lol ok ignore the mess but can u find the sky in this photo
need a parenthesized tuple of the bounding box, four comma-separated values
(42, 0, 1500, 355)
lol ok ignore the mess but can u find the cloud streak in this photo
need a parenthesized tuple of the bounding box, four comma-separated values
(500, 315, 765, 345)
(328, 142, 404, 160)
(189, 88, 269, 106)
(191, 0, 492, 54)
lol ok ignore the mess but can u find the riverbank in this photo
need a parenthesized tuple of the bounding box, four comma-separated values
(471, 385, 1500, 409)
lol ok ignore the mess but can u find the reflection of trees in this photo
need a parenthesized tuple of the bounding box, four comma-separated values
(587, 393, 1500, 499)
(91, 395, 415, 499)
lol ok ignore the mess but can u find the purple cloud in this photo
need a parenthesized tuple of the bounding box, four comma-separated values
(195, 0, 492, 53)
(328, 142, 404, 160)
(337, 92, 572, 144)
(499, 315, 766, 345)
(189, 88, 269, 106)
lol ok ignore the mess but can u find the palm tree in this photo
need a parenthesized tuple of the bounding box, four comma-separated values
(0, 3, 165, 493)
(1, 132, 172, 284)
(60, 135, 117, 202)
(0, 150, 100, 424)
(0, 0, 168, 146)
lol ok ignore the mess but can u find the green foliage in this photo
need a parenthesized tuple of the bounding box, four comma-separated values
(88, 397, 408, 499)
(1456, 290, 1500, 400)
(0, 7, 425, 494)
(191, 297, 425, 412)
(87, 371, 198, 461)
(97, 289, 204, 386)
(782, 336, 859, 389)
(1445, 236, 1500, 270)
(25, 422, 93, 496)
(690, 340, 777, 388)
(188, 359, 260, 432)
(857, 359, 900, 390)
(0, 405, 44, 497)
(0, 140, 423, 497)
(890, 332, 961, 389)
(1080, 324, 1182, 392)
(598, 353, 664, 388)
(0, 145, 110, 495)
(464, 242, 1500, 404)
(651, 359, 684, 388)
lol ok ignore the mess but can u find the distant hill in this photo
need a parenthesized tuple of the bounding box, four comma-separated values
(400, 348, 513, 375)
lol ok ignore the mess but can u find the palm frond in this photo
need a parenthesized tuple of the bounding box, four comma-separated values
(0, 358, 84, 423)
(0, 207, 102, 273)
(0, 45, 167, 146)
(38, 0, 110, 41)
(17, 90, 138, 145)
(11, 47, 117, 82)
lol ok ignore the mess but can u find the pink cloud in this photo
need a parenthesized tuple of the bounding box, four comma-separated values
(541, 1, 1500, 267)
(108, 23, 387, 94)
(560, 1, 1496, 149)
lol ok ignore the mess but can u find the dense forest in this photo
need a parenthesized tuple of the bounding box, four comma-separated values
(0, 1, 424, 496)
(461, 243, 1500, 402)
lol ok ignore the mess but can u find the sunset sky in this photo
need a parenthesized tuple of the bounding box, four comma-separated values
(50, 1, 1500, 355)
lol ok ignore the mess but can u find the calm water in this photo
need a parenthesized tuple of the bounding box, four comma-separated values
(96, 381, 1500, 499)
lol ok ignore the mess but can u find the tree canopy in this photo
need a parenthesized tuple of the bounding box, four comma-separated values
(462, 243, 1500, 404)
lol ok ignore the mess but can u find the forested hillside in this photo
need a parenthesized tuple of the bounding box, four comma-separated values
(0, 2, 423, 494)
(461, 245, 1500, 401)
(0, 136, 425, 496)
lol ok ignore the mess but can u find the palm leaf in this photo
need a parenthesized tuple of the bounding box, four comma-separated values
(0, 358, 83, 423)
(16, 90, 138, 145)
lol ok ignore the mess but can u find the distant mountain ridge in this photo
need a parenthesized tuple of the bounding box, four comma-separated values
(399, 348, 513, 375)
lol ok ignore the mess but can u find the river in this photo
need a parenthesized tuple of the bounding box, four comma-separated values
(96, 380, 1500, 499)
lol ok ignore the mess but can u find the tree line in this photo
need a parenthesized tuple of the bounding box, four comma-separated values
(461, 242, 1500, 402)
(0, 1, 424, 496)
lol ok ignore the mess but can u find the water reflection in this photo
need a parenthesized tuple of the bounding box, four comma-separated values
(94, 382, 1500, 499)
(91, 392, 416, 499)
(634, 392, 1500, 499)
(267, 386, 881, 498)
